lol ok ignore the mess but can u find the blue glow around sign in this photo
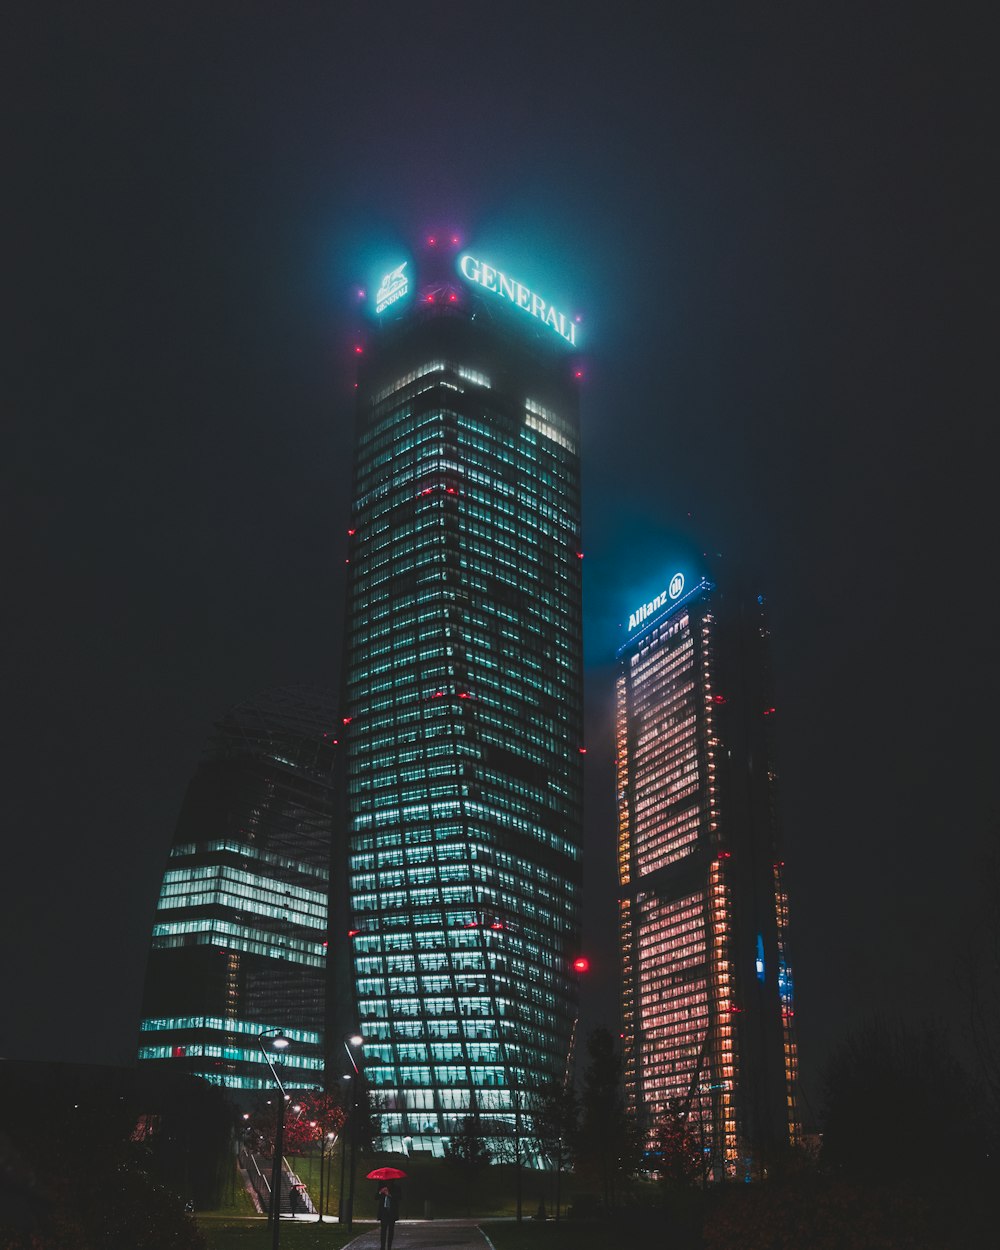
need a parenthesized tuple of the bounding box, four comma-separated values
(375, 262, 409, 313)
(628, 573, 685, 632)
(458, 254, 577, 346)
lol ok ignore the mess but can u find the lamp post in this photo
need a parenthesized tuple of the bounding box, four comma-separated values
(258, 1029, 290, 1250)
(337, 1073, 350, 1222)
(342, 1033, 364, 1230)
(317, 1129, 335, 1222)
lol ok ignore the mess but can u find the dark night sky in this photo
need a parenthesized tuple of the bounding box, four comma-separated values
(4, 2, 995, 1117)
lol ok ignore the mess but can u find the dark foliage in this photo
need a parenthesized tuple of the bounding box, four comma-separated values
(822, 1016, 989, 1186)
(443, 1113, 493, 1174)
(0, 1062, 230, 1249)
(575, 1028, 640, 1211)
(527, 1078, 578, 1166)
(702, 1168, 993, 1250)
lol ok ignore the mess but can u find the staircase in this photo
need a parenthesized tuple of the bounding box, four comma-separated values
(242, 1150, 316, 1216)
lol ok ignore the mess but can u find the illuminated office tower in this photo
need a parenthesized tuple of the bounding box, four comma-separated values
(616, 573, 800, 1179)
(139, 685, 336, 1092)
(332, 239, 584, 1155)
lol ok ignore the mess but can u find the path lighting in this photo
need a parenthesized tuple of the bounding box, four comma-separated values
(258, 1029, 291, 1250)
(342, 1033, 364, 1230)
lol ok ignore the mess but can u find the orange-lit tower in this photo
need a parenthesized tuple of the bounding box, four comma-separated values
(615, 571, 800, 1180)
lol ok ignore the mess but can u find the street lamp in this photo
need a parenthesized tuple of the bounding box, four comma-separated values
(258, 1029, 290, 1250)
(337, 1072, 351, 1223)
(316, 1128, 336, 1222)
(342, 1033, 364, 1230)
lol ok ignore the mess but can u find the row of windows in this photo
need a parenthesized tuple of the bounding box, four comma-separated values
(632, 717, 699, 788)
(354, 507, 576, 555)
(150, 919, 326, 963)
(169, 841, 327, 882)
(156, 887, 326, 930)
(138, 1045, 323, 1069)
(352, 800, 580, 858)
(365, 1065, 511, 1087)
(635, 807, 703, 874)
(525, 410, 576, 454)
(355, 441, 576, 508)
(352, 926, 566, 960)
(140, 1016, 321, 1044)
(370, 360, 448, 406)
(160, 867, 327, 914)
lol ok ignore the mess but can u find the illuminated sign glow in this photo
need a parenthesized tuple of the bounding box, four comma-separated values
(458, 254, 577, 346)
(375, 262, 409, 313)
(627, 573, 685, 632)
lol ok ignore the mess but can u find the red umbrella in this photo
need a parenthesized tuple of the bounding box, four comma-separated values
(366, 1166, 407, 1180)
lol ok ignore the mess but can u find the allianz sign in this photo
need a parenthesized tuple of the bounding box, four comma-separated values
(628, 573, 686, 632)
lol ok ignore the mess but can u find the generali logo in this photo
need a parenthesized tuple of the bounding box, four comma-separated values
(375, 262, 409, 313)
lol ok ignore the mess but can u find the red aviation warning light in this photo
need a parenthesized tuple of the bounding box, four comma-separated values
(572, 956, 590, 974)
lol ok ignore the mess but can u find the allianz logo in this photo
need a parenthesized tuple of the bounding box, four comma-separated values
(628, 573, 685, 632)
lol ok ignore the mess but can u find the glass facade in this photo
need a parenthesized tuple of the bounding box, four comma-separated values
(139, 685, 337, 1091)
(616, 580, 800, 1179)
(336, 305, 584, 1156)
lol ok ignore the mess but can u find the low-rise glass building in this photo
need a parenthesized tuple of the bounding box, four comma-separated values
(139, 685, 337, 1092)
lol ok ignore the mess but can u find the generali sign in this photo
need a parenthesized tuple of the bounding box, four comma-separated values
(458, 254, 578, 346)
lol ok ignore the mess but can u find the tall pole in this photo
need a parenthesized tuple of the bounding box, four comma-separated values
(258, 1030, 290, 1250)
(318, 1131, 334, 1221)
(316, 1139, 324, 1223)
(555, 1134, 563, 1223)
(338, 1122, 348, 1221)
(271, 1094, 285, 1247)
(346, 1071, 359, 1229)
(342, 1034, 364, 1230)
(513, 1081, 522, 1222)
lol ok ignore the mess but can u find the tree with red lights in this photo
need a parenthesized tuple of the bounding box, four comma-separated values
(283, 1092, 344, 1155)
(653, 1099, 703, 1190)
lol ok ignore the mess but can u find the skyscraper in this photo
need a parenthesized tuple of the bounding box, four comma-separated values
(139, 685, 336, 1092)
(615, 572, 799, 1179)
(331, 238, 584, 1155)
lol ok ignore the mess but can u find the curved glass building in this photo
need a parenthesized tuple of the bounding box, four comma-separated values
(331, 239, 585, 1155)
(139, 684, 337, 1092)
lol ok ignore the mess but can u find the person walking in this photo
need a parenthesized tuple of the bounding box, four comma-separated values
(376, 1182, 399, 1250)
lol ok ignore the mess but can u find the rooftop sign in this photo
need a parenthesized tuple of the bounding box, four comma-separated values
(375, 262, 409, 313)
(458, 254, 577, 346)
(628, 573, 685, 632)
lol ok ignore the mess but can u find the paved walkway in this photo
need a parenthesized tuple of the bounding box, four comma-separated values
(342, 1218, 493, 1250)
